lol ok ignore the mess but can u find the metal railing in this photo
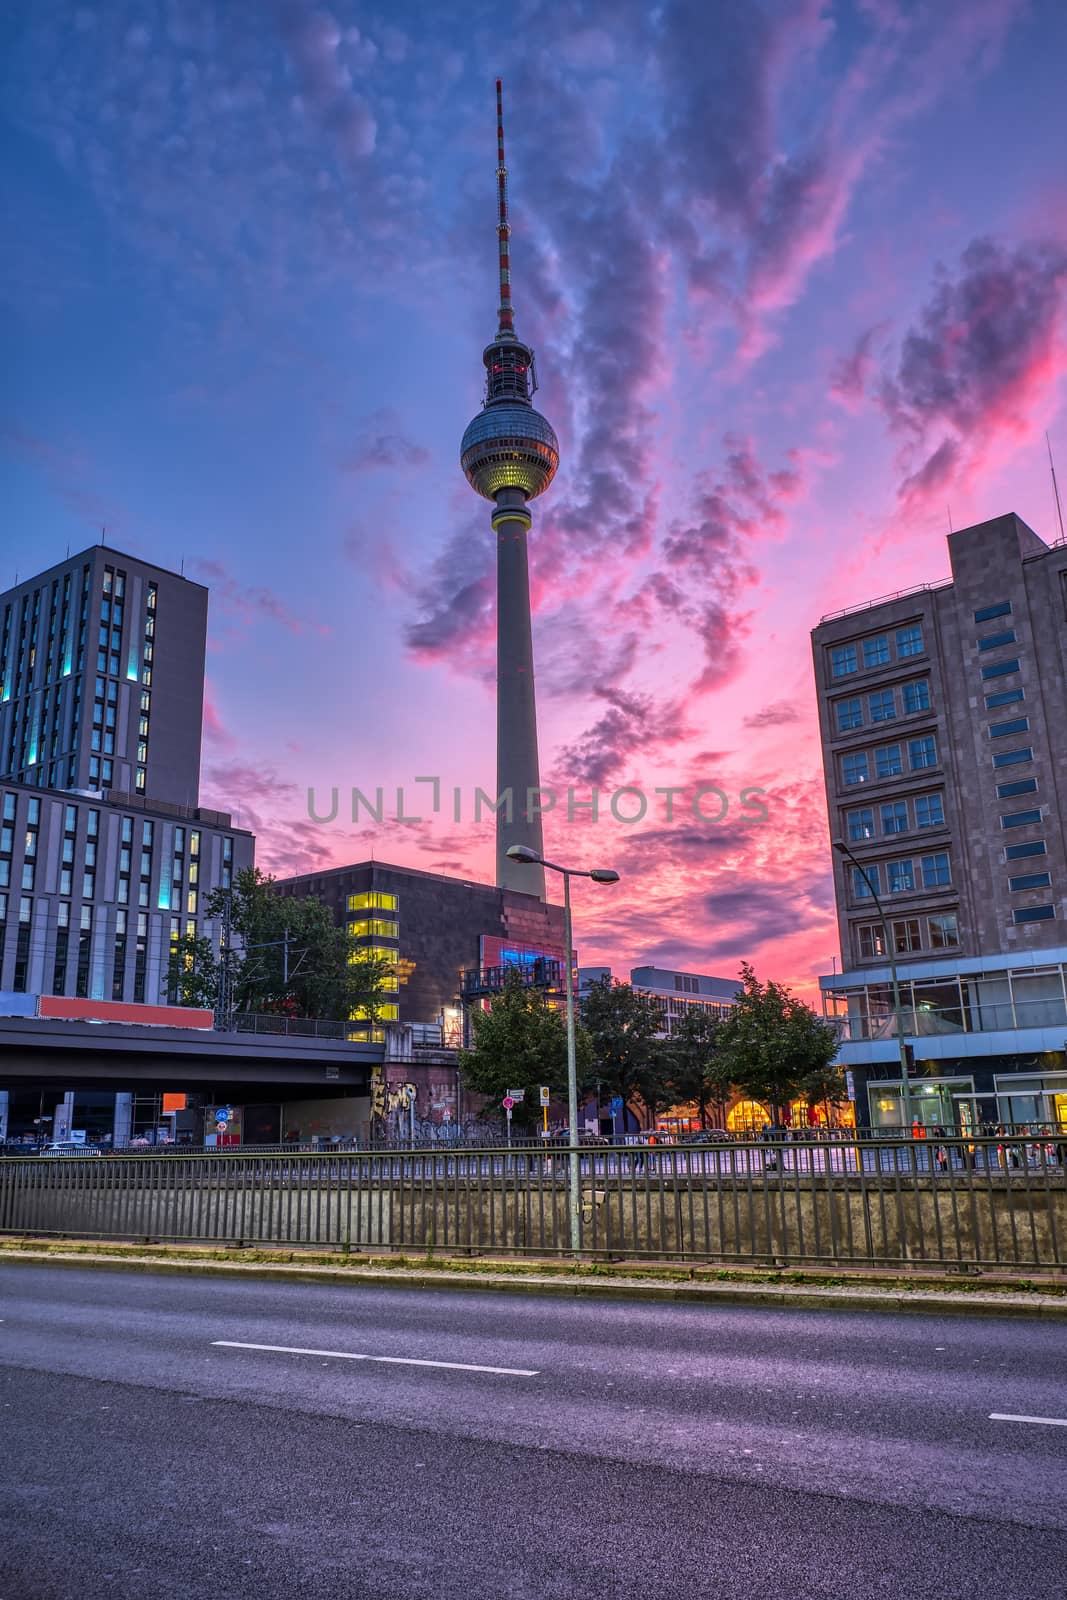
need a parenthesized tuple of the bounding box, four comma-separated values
(819, 578, 952, 625)
(1, 1136, 1064, 1270)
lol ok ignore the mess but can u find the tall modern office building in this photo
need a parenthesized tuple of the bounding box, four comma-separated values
(812, 512, 1067, 1130)
(1, 545, 207, 806)
(0, 545, 253, 1009)
(460, 81, 559, 901)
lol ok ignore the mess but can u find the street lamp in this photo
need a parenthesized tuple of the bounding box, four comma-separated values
(506, 843, 620, 1253)
(833, 839, 913, 1134)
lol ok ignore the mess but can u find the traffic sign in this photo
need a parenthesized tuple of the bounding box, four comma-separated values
(507, 1088, 525, 1103)
(610, 1096, 624, 1113)
(539, 1086, 551, 1107)
(502, 1096, 515, 1111)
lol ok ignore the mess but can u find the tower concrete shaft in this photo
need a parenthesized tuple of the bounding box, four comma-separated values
(494, 488, 546, 898)
(461, 80, 559, 903)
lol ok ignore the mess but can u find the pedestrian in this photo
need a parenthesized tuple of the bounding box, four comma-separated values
(935, 1142, 949, 1174)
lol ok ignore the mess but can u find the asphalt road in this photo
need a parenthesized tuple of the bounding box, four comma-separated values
(1, 1266, 1065, 1600)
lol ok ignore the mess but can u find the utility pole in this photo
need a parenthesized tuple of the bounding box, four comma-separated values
(214, 889, 235, 1032)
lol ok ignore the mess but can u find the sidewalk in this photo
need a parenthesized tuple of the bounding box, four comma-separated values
(3, 1237, 1066, 1318)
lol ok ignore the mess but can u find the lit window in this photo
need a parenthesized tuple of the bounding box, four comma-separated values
(862, 635, 889, 668)
(886, 860, 914, 894)
(846, 807, 874, 842)
(896, 624, 923, 658)
(920, 852, 951, 888)
(136, 766, 146, 792)
(346, 891, 399, 912)
(830, 644, 857, 678)
(875, 744, 902, 779)
(914, 793, 944, 829)
(901, 679, 930, 714)
(858, 925, 886, 960)
(836, 698, 862, 732)
(908, 736, 937, 770)
(881, 801, 908, 835)
(928, 913, 959, 948)
(869, 690, 896, 723)
(842, 752, 869, 786)
(347, 918, 399, 940)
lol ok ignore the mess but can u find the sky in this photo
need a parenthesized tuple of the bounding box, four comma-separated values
(3, 0, 1067, 997)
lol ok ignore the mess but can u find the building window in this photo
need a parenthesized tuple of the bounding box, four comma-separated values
(76, 905, 92, 998)
(830, 644, 857, 678)
(13, 897, 32, 992)
(112, 908, 127, 1001)
(858, 924, 886, 960)
(896, 625, 923, 658)
(886, 860, 915, 894)
(1005, 841, 1046, 860)
(901, 679, 930, 714)
(993, 748, 1032, 769)
(133, 913, 148, 1003)
(989, 717, 1029, 738)
(846, 807, 874, 842)
(974, 601, 1011, 622)
(928, 913, 959, 948)
(914, 793, 945, 829)
(852, 864, 878, 899)
(881, 801, 908, 835)
(920, 852, 951, 888)
(836, 698, 863, 732)
(908, 736, 937, 770)
(875, 744, 903, 779)
(190, 831, 200, 857)
(985, 688, 1023, 708)
(1014, 905, 1055, 924)
(52, 902, 70, 995)
(842, 752, 869, 786)
(893, 919, 922, 954)
(869, 690, 896, 723)
(1009, 873, 1051, 891)
(862, 635, 889, 668)
(977, 630, 1016, 652)
(981, 659, 1019, 680)
(1001, 809, 1042, 829)
(996, 779, 1037, 799)
(347, 918, 400, 940)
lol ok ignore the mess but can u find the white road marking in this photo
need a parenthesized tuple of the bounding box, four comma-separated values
(211, 1340, 539, 1377)
(989, 1412, 1067, 1428)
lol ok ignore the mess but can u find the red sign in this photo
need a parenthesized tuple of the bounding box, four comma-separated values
(37, 997, 214, 1029)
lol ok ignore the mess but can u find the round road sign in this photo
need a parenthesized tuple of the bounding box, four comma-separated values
(502, 1096, 515, 1111)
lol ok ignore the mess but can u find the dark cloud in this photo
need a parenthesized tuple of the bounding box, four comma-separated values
(879, 236, 1067, 499)
(742, 700, 801, 730)
(342, 409, 430, 472)
(556, 686, 688, 789)
(829, 322, 888, 409)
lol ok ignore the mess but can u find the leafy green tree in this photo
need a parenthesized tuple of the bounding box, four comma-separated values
(579, 977, 672, 1123)
(667, 1008, 729, 1129)
(168, 868, 390, 1023)
(797, 1060, 850, 1123)
(715, 962, 840, 1123)
(457, 971, 589, 1125)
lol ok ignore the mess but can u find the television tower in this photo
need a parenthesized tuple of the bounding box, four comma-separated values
(461, 80, 559, 900)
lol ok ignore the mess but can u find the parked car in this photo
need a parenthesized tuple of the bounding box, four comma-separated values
(42, 1142, 102, 1156)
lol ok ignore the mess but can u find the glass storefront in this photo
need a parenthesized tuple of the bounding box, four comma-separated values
(868, 1076, 975, 1130)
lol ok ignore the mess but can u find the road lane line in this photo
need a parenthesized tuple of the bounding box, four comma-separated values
(211, 1340, 539, 1377)
(989, 1412, 1067, 1428)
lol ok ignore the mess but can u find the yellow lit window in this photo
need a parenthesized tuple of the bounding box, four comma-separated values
(349, 1003, 399, 1022)
(346, 891, 398, 912)
(347, 918, 399, 939)
(380, 975, 399, 992)
(378, 1004, 398, 1021)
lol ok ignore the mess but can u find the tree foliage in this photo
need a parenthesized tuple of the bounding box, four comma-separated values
(167, 867, 391, 1022)
(666, 1007, 729, 1128)
(578, 977, 672, 1118)
(714, 962, 840, 1121)
(457, 971, 589, 1125)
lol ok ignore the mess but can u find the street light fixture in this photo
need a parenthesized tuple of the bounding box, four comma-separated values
(833, 839, 913, 1134)
(506, 843, 619, 1253)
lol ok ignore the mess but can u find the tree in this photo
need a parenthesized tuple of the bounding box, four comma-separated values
(457, 971, 589, 1126)
(714, 962, 840, 1124)
(797, 1060, 850, 1124)
(666, 1008, 728, 1129)
(168, 868, 391, 1023)
(579, 977, 672, 1124)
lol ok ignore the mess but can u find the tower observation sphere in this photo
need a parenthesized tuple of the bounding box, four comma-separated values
(460, 80, 558, 900)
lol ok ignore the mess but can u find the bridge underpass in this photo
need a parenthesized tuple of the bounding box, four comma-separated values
(0, 1015, 382, 1146)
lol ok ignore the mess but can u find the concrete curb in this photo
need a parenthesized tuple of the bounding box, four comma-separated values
(3, 1247, 1067, 1319)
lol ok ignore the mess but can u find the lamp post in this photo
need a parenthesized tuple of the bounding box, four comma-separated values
(833, 840, 913, 1134)
(506, 844, 619, 1253)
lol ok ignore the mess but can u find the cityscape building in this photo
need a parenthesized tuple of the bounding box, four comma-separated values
(460, 81, 558, 901)
(812, 512, 1067, 1130)
(579, 964, 739, 1035)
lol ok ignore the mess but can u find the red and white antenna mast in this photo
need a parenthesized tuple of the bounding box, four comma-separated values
(495, 77, 515, 339)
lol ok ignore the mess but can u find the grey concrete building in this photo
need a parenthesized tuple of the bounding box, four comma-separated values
(579, 965, 739, 1036)
(812, 513, 1067, 1130)
(1, 545, 207, 807)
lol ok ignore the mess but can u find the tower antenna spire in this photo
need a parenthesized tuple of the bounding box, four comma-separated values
(1047, 432, 1065, 541)
(495, 78, 515, 340)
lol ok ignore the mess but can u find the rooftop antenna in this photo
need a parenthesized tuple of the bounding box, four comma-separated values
(1047, 432, 1065, 541)
(495, 77, 514, 340)
(946, 505, 953, 533)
